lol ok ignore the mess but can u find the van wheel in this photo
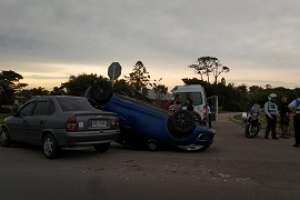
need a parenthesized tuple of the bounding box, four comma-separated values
(43, 134, 60, 159)
(94, 143, 111, 153)
(147, 139, 159, 151)
(0, 128, 11, 147)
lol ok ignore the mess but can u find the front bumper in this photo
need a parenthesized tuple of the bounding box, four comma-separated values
(58, 129, 120, 147)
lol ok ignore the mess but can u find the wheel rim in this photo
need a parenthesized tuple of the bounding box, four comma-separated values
(44, 138, 54, 156)
(0, 130, 8, 143)
(177, 145, 206, 151)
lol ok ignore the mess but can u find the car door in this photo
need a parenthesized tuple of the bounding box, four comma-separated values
(27, 100, 54, 144)
(29, 100, 56, 144)
(10, 101, 36, 142)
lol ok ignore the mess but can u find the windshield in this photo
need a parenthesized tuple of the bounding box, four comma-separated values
(57, 98, 94, 112)
(176, 92, 203, 106)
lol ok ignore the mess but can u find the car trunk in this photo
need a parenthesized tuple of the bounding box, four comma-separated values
(70, 111, 117, 131)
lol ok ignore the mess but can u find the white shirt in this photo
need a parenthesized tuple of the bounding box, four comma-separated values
(264, 101, 279, 118)
(288, 98, 300, 113)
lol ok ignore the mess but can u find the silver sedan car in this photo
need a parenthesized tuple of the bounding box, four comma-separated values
(0, 96, 120, 159)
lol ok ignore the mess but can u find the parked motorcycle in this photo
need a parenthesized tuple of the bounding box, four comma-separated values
(242, 105, 261, 138)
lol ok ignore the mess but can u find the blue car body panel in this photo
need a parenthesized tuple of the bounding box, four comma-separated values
(104, 95, 214, 147)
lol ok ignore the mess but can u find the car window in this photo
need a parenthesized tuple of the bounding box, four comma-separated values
(19, 102, 36, 117)
(57, 98, 94, 112)
(33, 101, 55, 116)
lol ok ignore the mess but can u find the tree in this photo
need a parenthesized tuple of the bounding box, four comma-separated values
(213, 65, 230, 84)
(126, 61, 150, 95)
(188, 57, 230, 84)
(151, 78, 168, 100)
(0, 70, 27, 106)
(188, 57, 218, 83)
(50, 86, 66, 95)
(17, 87, 49, 100)
(61, 73, 109, 96)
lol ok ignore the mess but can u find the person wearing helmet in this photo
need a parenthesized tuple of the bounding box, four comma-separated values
(288, 92, 300, 147)
(264, 93, 280, 139)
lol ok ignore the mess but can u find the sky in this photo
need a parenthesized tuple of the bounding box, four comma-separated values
(0, 0, 299, 90)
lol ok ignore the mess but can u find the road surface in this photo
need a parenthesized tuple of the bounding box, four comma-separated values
(0, 113, 299, 200)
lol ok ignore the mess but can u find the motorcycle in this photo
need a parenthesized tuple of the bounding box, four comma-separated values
(243, 110, 261, 138)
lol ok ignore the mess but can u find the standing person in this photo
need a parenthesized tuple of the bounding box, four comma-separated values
(288, 94, 300, 147)
(168, 95, 182, 113)
(279, 96, 290, 138)
(264, 93, 280, 139)
(186, 97, 194, 111)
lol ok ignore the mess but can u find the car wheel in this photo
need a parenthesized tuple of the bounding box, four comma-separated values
(94, 143, 111, 153)
(43, 134, 60, 159)
(147, 139, 159, 151)
(168, 110, 196, 138)
(85, 81, 113, 107)
(0, 128, 11, 147)
(245, 124, 259, 138)
(177, 144, 210, 152)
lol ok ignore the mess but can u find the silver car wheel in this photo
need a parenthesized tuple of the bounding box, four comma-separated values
(177, 144, 207, 151)
(43, 138, 54, 156)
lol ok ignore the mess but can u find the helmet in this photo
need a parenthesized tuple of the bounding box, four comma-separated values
(268, 93, 277, 101)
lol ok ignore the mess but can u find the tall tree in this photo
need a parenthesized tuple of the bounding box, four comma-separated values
(61, 73, 108, 96)
(151, 78, 168, 100)
(189, 57, 218, 83)
(126, 61, 150, 95)
(189, 57, 230, 84)
(0, 70, 27, 106)
(213, 64, 230, 84)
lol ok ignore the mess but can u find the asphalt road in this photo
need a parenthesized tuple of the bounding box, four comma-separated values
(0, 113, 299, 200)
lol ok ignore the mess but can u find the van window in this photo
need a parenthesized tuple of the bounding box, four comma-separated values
(177, 92, 203, 106)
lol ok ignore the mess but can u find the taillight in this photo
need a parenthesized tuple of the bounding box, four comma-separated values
(66, 116, 78, 132)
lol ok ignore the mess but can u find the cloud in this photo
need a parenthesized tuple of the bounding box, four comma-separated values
(0, 0, 299, 87)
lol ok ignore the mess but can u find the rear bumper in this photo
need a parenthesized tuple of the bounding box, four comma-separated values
(57, 129, 120, 147)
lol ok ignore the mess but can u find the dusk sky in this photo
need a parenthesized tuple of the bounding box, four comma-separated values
(0, 0, 299, 90)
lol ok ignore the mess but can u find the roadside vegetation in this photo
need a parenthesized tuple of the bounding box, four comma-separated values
(0, 113, 8, 124)
(1, 57, 299, 114)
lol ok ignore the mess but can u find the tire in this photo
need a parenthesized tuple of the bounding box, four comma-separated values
(43, 134, 60, 159)
(94, 143, 111, 153)
(0, 128, 11, 147)
(245, 124, 259, 138)
(85, 81, 113, 107)
(177, 144, 210, 152)
(168, 110, 196, 138)
(147, 139, 159, 151)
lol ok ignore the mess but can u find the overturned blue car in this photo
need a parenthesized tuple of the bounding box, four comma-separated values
(85, 84, 215, 151)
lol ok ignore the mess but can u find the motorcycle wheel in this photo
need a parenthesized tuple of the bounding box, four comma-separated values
(245, 124, 260, 138)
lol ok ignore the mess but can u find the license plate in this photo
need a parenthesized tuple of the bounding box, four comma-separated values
(91, 120, 108, 129)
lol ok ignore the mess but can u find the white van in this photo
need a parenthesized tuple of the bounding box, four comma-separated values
(171, 84, 209, 122)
